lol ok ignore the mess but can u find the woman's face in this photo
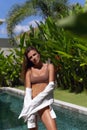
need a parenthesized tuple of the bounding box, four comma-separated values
(27, 50, 40, 65)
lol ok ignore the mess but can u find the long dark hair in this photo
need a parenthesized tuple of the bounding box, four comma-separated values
(20, 46, 40, 81)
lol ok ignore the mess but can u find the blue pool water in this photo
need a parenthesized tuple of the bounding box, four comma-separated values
(0, 92, 87, 130)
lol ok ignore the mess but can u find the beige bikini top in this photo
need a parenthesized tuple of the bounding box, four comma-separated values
(30, 64, 49, 84)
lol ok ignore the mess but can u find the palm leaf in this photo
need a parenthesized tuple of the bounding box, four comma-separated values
(55, 50, 73, 58)
(74, 44, 87, 51)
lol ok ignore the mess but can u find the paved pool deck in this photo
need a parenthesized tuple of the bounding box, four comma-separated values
(0, 87, 87, 116)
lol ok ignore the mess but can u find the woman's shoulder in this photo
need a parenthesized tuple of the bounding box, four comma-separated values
(48, 63, 54, 69)
(45, 63, 54, 70)
(26, 69, 31, 76)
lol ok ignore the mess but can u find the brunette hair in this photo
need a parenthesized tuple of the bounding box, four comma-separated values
(20, 46, 40, 81)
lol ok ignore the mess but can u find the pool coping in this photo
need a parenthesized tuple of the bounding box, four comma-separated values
(0, 87, 87, 116)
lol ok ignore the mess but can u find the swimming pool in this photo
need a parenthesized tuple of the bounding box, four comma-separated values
(0, 92, 87, 130)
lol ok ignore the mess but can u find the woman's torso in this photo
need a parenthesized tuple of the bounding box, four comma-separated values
(30, 63, 49, 98)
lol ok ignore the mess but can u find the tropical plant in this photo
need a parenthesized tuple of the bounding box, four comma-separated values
(1, 0, 87, 94)
(17, 16, 87, 93)
(0, 50, 21, 86)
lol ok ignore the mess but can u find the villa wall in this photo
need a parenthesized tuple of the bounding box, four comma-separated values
(0, 38, 18, 55)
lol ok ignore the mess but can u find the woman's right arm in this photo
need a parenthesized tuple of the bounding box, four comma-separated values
(25, 70, 31, 88)
(24, 70, 32, 105)
(24, 70, 32, 99)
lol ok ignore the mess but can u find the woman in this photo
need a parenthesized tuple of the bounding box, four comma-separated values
(19, 46, 58, 130)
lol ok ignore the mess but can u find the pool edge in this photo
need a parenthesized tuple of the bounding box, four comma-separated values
(0, 87, 87, 115)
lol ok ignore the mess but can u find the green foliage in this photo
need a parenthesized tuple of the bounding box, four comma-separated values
(0, 50, 21, 86)
(1, 1, 87, 93)
(18, 17, 87, 93)
(1, 14, 87, 93)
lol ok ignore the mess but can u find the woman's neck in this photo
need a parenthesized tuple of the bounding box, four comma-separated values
(34, 61, 43, 69)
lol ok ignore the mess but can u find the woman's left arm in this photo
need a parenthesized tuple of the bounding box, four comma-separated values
(48, 63, 55, 82)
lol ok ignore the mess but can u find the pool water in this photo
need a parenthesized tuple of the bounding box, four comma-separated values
(0, 92, 87, 130)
